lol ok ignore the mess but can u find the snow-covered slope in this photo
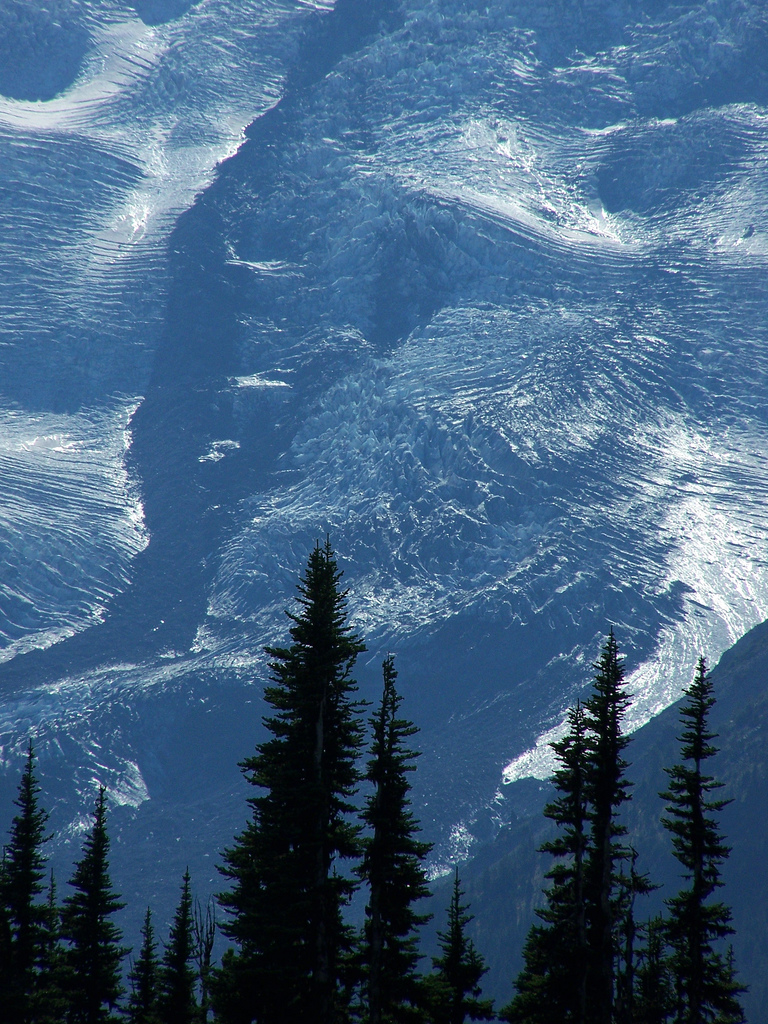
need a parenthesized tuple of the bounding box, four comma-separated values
(0, 0, 328, 651)
(0, 0, 767, 984)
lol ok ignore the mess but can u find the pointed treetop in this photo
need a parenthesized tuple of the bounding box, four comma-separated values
(428, 867, 495, 1022)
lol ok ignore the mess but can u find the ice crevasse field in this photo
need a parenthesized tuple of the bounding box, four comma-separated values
(0, 0, 767, 948)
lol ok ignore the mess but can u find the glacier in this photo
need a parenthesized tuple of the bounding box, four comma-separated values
(0, 0, 767, 987)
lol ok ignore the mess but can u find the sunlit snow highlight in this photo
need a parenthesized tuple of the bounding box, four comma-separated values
(0, 401, 148, 661)
(502, 425, 768, 785)
(2, 0, 768, 881)
(0, 0, 331, 662)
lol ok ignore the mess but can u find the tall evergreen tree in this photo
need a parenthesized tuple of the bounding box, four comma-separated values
(159, 870, 198, 1024)
(358, 655, 432, 1023)
(61, 787, 127, 1024)
(614, 849, 655, 1024)
(502, 703, 590, 1024)
(126, 908, 160, 1024)
(633, 916, 673, 1024)
(33, 872, 68, 1024)
(215, 539, 366, 1024)
(661, 657, 744, 1024)
(424, 869, 494, 1024)
(2, 742, 52, 1024)
(716, 947, 746, 1024)
(583, 630, 633, 1024)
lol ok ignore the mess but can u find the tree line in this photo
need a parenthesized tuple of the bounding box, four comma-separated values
(502, 634, 744, 1024)
(0, 540, 746, 1022)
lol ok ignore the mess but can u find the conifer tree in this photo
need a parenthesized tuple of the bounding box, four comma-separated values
(633, 916, 673, 1024)
(661, 657, 744, 1024)
(215, 539, 366, 1024)
(61, 787, 127, 1024)
(127, 908, 160, 1024)
(502, 703, 589, 1024)
(159, 870, 198, 1024)
(424, 869, 494, 1024)
(716, 947, 746, 1024)
(34, 872, 68, 1024)
(3, 742, 52, 1024)
(0, 867, 13, 1024)
(614, 849, 655, 1024)
(358, 655, 432, 1023)
(583, 630, 633, 1024)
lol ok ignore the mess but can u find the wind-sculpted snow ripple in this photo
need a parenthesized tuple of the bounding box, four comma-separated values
(200, 0, 768, 838)
(1, 0, 768, 987)
(211, 286, 768, 685)
(0, 0, 330, 404)
(0, 0, 338, 659)
(0, 403, 147, 661)
(0, 127, 150, 404)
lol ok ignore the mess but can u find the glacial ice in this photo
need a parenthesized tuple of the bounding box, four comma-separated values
(0, 402, 148, 661)
(0, 0, 767, 948)
(0, 0, 331, 654)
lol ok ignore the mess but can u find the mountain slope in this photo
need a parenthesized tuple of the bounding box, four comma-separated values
(0, 0, 766, 984)
(449, 619, 768, 1020)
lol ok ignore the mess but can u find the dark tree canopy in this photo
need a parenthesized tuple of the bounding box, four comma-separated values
(425, 869, 494, 1024)
(32, 871, 69, 1024)
(159, 870, 198, 1024)
(60, 787, 127, 1024)
(506, 633, 644, 1024)
(503, 703, 590, 1024)
(0, 571, 752, 1024)
(633, 916, 674, 1024)
(661, 657, 745, 1024)
(358, 654, 432, 1023)
(3, 742, 52, 1024)
(126, 907, 160, 1024)
(583, 630, 633, 1024)
(215, 539, 366, 1024)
